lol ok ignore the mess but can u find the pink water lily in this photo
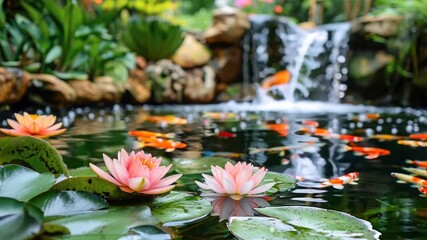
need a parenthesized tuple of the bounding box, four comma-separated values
(0, 112, 66, 138)
(195, 162, 275, 200)
(89, 149, 182, 195)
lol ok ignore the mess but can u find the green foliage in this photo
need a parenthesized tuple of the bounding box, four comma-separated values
(122, 17, 184, 61)
(102, 0, 175, 16)
(179, 0, 215, 15)
(175, 9, 213, 31)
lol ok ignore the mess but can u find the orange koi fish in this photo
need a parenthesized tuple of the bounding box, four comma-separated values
(128, 130, 175, 139)
(328, 134, 363, 142)
(341, 145, 390, 159)
(249, 141, 321, 155)
(369, 134, 404, 141)
(406, 160, 427, 169)
(402, 167, 427, 178)
(321, 172, 359, 189)
(398, 140, 427, 147)
(261, 70, 291, 89)
(354, 113, 381, 121)
(409, 133, 427, 140)
(302, 120, 320, 128)
(137, 137, 187, 152)
(391, 172, 427, 187)
(146, 115, 187, 125)
(419, 187, 427, 195)
(266, 123, 289, 137)
(298, 127, 330, 137)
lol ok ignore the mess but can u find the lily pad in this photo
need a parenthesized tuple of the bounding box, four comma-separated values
(173, 157, 236, 174)
(47, 205, 159, 237)
(151, 191, 212, 224)
(0, 164, 55, 202)
(0, 136, 69, 177)
(0, 137, 13, 152)
(52, 176, 151, 203)
(228, 216, 301, 240)
(129, 225, 171, 240)
(30, 190, 109, 216)
(262, 171, 297, 194)
(0, 197, 44, 240)
(255, 206, 381, 239)
(69, 166, 102, 177)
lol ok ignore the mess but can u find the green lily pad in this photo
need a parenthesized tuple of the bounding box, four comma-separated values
(47, 205, 159, 237)
(262, 171, 297, 194)
(0, 164, 55, 202)
(255, 206, 381, 240)
(69, 166, 102, 177)
(151, 191, 213, 224)
(129, 225, 171, 240)
(0, 137, 13, 152)
(173, 157, 236, 174)
(0, 197, 44, 240)
(30, 190, 108, 216)
(52, 176, 151, 203)
(0, 136, 69, 177)
(228, 216, 301, 240)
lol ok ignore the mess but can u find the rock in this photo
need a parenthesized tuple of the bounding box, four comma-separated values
(210, 47, 242, 84)
(125, 68, 151, 103)
(29, 73, 77, 104)
(171, 34, 212, 68)
(68, 80, 102, 103)
(184, 66, 216, 103)
(95, 76, 125, 103)
(351, 15, 402, 37)
(0, 67, 31, 105)
(204, 6, 250, 45)
(349, 50, 394, 83)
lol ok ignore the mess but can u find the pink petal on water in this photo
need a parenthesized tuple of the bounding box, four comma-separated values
(149, 165, 171, 184)
(149, 173, 182, 189)
(112, 158, 129, 184)
(203, 174, 226, 193)
(237, 179, 255, 195)
(89, 163, 121, 186)
(103, 154, 118, 180)
(222, 172, 237, 194)
(140, 184, 176, 195)
(248, 182, 275, 195)
(0, 128, 28, 136)
(6, 119, 26, 132)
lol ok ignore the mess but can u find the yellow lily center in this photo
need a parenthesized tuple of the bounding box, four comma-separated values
(29, 114, 40, 120)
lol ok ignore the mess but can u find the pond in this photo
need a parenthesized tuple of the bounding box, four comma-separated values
(1, 102, 426, 239)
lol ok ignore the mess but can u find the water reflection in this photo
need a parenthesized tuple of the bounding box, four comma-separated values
(205, 196, 270, 222)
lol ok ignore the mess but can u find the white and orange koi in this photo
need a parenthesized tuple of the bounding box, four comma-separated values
(398, 140, 427, 147)
(341, 145, 390, 159)
(128, 130, 175, 139)
(249, 141, 322, 155)
(406, 160, 427, 169)
(402, 167, 427, 178)
(391, 172, 427, 187)
(369, 134, 404, 141)
(419, 187, 427, 195)
(321, 172, 359, 189)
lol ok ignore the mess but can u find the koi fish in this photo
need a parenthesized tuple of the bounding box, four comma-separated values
(329, 134, 364, 142)
(406, 160, 427, 169)
(353, 113, 381, 121)
(217, 131, 237, 138)
(266, 123, 289, 137)
(409, 133, 427, 140)
(419, 187, 427, 195)
(261, 70, 291, 89)
(402, 167, 427, 178)
(146, 115, 187, 125)
(249, 141, 320, 155)
(297, 127, 330, 137)
(391, 172, 427, 187)
(398, 140, 427, 147)
(136, 137, 187, 152)
(321, 172, 359, 189)
(302, 120, 319, 128)
(341, 145, 390, 159)
(128, 130, 175, 139)
(369, 134, 404, 141)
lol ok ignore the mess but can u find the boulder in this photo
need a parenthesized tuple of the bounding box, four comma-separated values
(0, 68, 31, 105)
(125, 68, 151, 103)
(29, 73, 77, 105)
(94, 76, 125, 103)
(171, 34, 211, 68)
(184, 66, 216, 103)
(210, 47, 242, 84)
(351, 15, 402, 37)
(68, 79, 102, 103)
(204, 6, 250, 45)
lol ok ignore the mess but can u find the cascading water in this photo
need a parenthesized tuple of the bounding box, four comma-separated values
(242, 15, 351, 103)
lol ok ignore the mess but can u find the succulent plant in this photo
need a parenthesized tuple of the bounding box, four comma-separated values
(122, 17, 184, 61)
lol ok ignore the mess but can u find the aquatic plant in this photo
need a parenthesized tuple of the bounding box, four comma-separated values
(0, 112, 66, 138)
(89, 149, 182, 194)
(122, 17, 184, 61)
(195, 162, 275, 200)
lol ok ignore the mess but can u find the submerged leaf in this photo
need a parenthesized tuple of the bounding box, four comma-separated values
(0, 136, 69, 177)
(0, 164, 55, 202)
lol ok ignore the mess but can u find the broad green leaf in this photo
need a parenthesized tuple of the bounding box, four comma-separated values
(0, 197, 44, 240)
(45, 45, 62, 64)
(52, 176, 150, 203)
(228, 217, 302, 240)
(151, 191, 212, 224)
(0, 165, 55, 202)
(255, 206, 381, 240)
(0, 136, 69, 177)
(173, 157, 236, 174)
(69, 166, 101, 177)
(47, 205, 159, 236)
(0, 137, 13, 152)
(30, 190, 108, 216)
(262, 171, 297, 194)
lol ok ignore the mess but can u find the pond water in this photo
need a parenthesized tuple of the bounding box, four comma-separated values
(2, 102, 427, 239)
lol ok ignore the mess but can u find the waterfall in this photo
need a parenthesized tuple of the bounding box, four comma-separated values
(242, 15, 351, 103)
